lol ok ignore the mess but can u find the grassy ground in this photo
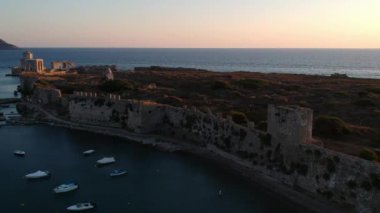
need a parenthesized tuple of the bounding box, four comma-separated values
(46, 68, 380, 158)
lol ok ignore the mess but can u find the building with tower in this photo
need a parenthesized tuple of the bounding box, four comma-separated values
(11, 51, 45, 75)
(11, 51, 77, 75)
(20, 51, 45, 73)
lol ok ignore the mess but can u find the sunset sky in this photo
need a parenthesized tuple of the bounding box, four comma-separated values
(1, 0, 380, 48)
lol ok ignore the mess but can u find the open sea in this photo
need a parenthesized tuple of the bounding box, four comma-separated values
(0, 48, 380, 79)
(0, 48, 379, 212)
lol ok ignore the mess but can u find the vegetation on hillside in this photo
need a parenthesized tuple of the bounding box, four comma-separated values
(99, 80, 134, 93)
(41, 68, 380, 157)
(233, 79, 267, 89)
(230, 111, 248, 125)
(314, 116, 351, 139)
(359, 148, 378, 162)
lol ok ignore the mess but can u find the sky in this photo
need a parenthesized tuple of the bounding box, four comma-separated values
(1, 0, 380, 48)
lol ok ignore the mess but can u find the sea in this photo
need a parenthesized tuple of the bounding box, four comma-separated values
(1, 48, 379, 212)
(1, 48, 380, 79)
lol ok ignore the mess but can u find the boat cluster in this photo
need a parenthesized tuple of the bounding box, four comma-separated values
(14, 149, 127, 211)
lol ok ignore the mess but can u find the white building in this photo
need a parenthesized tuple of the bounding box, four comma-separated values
(51, 61, 76, 71)
(20, 51, 45, 73)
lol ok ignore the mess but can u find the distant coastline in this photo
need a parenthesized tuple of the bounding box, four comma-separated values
(0, 39, 19, 50)
(1, 48, 380, 79)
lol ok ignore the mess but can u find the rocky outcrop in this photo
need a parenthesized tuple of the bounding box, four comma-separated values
(0, 39, 19, 50)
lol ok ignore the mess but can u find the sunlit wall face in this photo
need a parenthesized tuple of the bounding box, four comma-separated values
(0, 0, 379, 48)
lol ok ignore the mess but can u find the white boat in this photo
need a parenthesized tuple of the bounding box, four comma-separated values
(67, 202, 95, 211)
(96, 157, 116, 165)
(25, 170, 50, 179)
(110, 169, 127, 177)
(53, 182, 79, 193)
(14, 150, 26, 157)
(83, 149, 95, 156)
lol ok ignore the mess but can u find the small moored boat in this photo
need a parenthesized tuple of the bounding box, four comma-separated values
(83, 149, 95, 156)
(110, 169, 127, 177)
(53, 182, 79, 194)
(96, 157, 116, 165)
(67, 202, 95, 211)
(14, 150, 26, 157)
(25, 170, 50, 179)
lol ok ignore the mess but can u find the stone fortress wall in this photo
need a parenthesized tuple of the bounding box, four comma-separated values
(61, 91, 380, 213)
(31, 88, 62, 105)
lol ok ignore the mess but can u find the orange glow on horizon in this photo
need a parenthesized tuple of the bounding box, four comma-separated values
(1, 0, 380, 48)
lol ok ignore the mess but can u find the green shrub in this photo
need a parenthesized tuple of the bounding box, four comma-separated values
(371, 133, 380, 147)
(334, 92, 349, 98)
(160, 96, 183, 107)
(255, 121, 267, 131)
(359, 148, 378, 161)
(259, 133, 272, 147)
(99, 80, 134, 93)
(353, 99, 376, 107)
(284, 85, 302, 91)
(234, 79, 267, 89)
(314, 116, 351, 139)
(212, 80, 231, 90)
(367, 88, 380, 94)
(230, 111, 248, 125)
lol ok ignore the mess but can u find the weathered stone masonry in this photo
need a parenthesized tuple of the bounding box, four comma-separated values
(67, 93, 380, 213)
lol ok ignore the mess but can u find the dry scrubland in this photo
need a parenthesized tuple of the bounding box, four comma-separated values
(37, 68, 380, 159)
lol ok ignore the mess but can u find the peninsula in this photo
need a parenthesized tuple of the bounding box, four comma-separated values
(0, 39, 19, 50)
(10, 51, 380, 213)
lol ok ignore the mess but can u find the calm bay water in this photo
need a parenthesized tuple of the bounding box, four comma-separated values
(0, 125, 302, 212)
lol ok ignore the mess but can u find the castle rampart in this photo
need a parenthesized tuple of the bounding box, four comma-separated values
(35, 90, 380, 213)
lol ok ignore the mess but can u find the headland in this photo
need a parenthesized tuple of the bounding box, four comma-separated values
(0, 39, 19, 50)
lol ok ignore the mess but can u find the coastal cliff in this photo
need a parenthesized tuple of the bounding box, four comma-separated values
(0, 39, 19, 50)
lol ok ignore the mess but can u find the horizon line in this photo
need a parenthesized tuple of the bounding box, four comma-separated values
(15, 47, 380, 50)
